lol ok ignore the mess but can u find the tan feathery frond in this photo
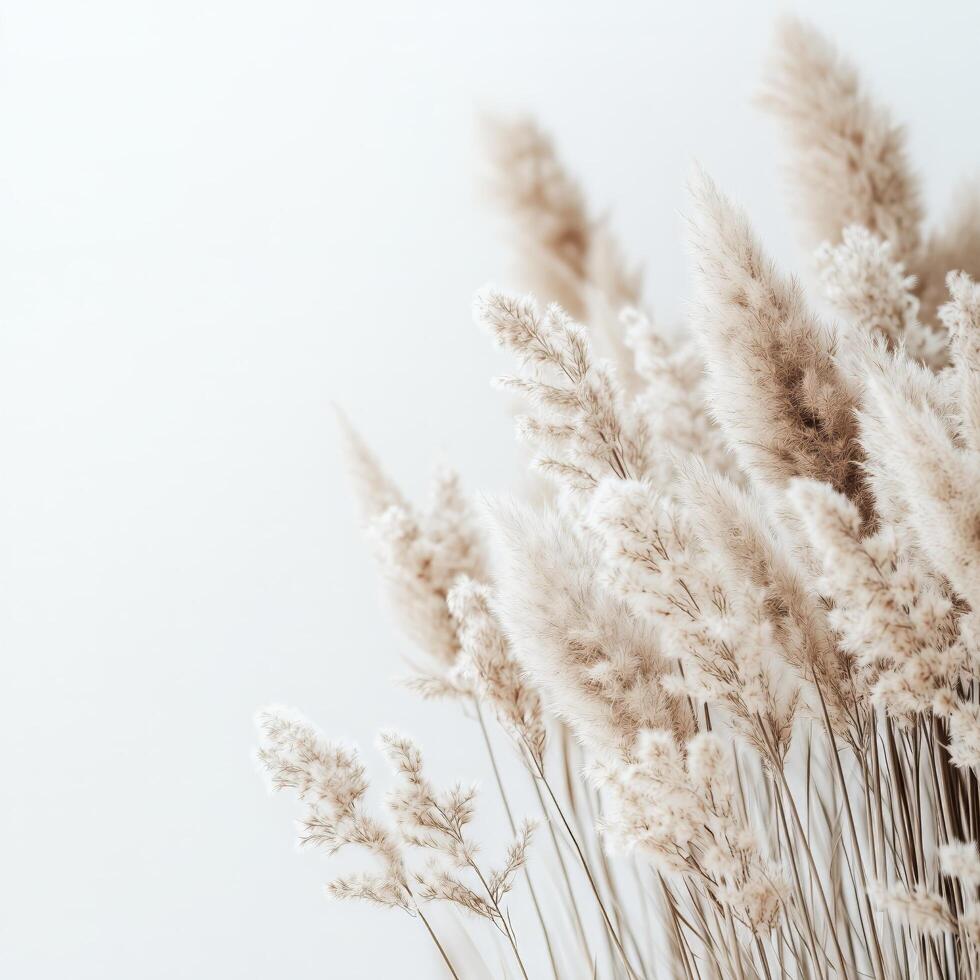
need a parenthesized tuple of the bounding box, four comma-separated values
(625, 309, 738, 487)
(760, 16, 922, 262)
(475, 288, 649, 494)
(334, 409, 408, 522)
(256, 707, 411, 911)
(481, 115, 644, 389)
(918, 186, 980, 325)
(482, 114, 593, 318)
(788, 480, 962, 719)
(588, 476, 798, 760)
(488, 498, 690, 761)
(448, 576, 547, 768)
(688, 169, 873, 523)
(940, 271, 980, 453)
(337, 415, 486, 669)
(861, 371, 980, 611)
(676, 457, 850, 731)
(816, 225, 948, 369)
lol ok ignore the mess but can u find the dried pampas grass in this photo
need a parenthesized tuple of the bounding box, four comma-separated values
(258, 17, 980, 980)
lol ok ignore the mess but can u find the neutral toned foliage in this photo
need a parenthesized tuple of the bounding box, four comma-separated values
(259, 17, 980, 980)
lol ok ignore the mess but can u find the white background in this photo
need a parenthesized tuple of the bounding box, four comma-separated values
(3, 2, 979, 977)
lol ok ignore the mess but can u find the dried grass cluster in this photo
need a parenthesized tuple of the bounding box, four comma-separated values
(258, 18, 980, 979)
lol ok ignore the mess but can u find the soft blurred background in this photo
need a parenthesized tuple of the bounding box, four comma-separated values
(3, 1, 980, 976)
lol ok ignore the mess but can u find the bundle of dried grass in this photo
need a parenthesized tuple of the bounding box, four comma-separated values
(259, 17, 980, 979)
